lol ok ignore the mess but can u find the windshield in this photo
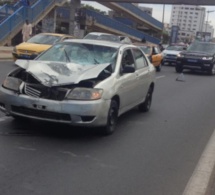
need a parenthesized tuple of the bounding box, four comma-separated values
(84, 34, 120, 42)
(140, 46, 151, 55)
(27, 34, 62, 45)
(166, 45, 185, 51)
(187, 41, 215, 54)
(37, 42, 118, 69)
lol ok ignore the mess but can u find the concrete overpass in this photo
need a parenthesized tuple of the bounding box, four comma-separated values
(85, 0, 215, 5)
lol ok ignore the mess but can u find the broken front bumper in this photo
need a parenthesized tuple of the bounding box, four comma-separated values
(0, 86, 110, 127)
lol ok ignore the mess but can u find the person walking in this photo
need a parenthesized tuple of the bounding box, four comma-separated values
(22, 19, 32, 42)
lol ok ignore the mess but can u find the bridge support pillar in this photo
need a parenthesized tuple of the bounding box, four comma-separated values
(69, 0, 81, 36)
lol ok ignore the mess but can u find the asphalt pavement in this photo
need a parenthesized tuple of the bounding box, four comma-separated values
(0, 50, 215, 195)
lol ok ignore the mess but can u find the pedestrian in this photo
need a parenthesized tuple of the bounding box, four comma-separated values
(159, 42, 164, 51)
(22, 19, 32, 42)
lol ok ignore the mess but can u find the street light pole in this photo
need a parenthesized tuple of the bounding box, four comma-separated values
(161, 4, 165, 43)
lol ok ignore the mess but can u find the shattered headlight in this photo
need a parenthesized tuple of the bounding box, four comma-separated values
(66, 88, 103, 100)
(202, 56, 213, 60)
(3, 77, 22, 91)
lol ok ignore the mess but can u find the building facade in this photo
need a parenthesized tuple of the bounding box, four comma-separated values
(170, 5, 206, 42)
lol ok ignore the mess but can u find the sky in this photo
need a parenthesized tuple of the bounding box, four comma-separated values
(82, 1, 215, 35)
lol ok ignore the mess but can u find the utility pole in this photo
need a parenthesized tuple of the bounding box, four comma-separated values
(161, 4, 165, 43)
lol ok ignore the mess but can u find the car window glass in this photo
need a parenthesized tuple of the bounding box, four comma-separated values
(121, 49, 135, 68)
(27, 34, 61, 44)
(140, 46, 151, 55)
(133, 48, 148, 69)
(187, 41, 215, 54)
(154, 47, 160, 54)
(37, 42, 118, 68)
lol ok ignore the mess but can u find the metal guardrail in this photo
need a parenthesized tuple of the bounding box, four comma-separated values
(84, 9, 160, 44)
(117, 3, 163, 30)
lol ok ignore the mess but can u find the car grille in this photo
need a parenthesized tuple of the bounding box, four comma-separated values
(24, 83, 68, 101)
(184, 54, 202, 59)
(166, 54, 177, 57)
(25, 84, 41, 98)
(11, 106, 71, 121)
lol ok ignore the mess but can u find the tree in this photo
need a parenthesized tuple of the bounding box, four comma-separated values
(82, 4, 107, 15)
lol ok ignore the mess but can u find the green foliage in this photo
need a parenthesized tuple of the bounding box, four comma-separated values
(82, 4, 106, 15)
(0, 0, 14, 6)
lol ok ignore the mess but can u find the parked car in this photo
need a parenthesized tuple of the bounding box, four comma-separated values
(83, 32, 132, 44)
(138, 44, 163, 72)
(176, 41, 215, 75)
(0, 39, 155, 135)
(12, 33, 74, 61)
(162, 44, 187, 65)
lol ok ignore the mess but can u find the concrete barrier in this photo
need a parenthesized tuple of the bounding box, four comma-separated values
(0, 47, 13, 60)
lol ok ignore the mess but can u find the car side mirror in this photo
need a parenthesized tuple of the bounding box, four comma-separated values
(122, 66, 135, 73)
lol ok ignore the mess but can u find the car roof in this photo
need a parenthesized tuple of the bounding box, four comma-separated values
(85, 32, 116, 36)
(37, 33, 73, 37)
(64, 39, 130, 48)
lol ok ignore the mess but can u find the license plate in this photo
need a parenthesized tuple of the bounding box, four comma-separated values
(20, 54, 31, 59)
(187, 59, 197, 62)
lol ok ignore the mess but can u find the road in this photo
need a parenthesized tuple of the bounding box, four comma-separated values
(0, 61, 215, 195)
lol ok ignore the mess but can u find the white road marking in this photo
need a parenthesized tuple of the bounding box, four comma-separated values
(18, 147, 36, 151)
(156, 75, 166, 80)
(183, 129, 215, 195)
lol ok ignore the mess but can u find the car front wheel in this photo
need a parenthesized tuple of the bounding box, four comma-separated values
(156, 64, 161, 72)
(208, 64, 215, 75)
(138, 87, 153, 112)
(102, 100, 119, 135)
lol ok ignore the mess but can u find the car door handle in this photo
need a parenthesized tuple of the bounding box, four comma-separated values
(135, 74, 140, 79)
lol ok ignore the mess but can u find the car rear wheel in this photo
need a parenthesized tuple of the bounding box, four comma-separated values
(102, 100, 119, 135)
(138, 87, 153, 112)
(175, 65, 183, 73)
(156, 64, 161, 72)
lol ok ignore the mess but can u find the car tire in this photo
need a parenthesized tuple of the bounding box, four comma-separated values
(138, 87, 153, 112)
(175, 65, 183, 73)
(102, 100, 119, 135)
(208, 65, 215, 75)
(156, 64, 161, 72)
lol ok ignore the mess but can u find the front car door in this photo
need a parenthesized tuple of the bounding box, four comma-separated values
(152, 46, 162, 66)
(116, 48, 140, 113)
(132, 48, 151, 103)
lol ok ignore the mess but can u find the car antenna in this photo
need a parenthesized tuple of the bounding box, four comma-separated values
(176, 73, 185, 82)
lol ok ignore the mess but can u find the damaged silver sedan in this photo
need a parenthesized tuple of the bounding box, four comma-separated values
(0, 39, 156, 135)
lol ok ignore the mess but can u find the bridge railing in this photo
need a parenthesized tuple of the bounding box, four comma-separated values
(0, 6, 25, 41)
(0, 0, 57, 43)
(117, 3, 163, 30)
(84, 9, 160, 44)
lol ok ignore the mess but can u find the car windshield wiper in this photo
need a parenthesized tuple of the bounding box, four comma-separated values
(94, 59, 99, 64)
(64, 49, 70, 62)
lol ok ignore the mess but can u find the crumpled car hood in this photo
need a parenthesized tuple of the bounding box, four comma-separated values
(15, 60, 110, 87)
